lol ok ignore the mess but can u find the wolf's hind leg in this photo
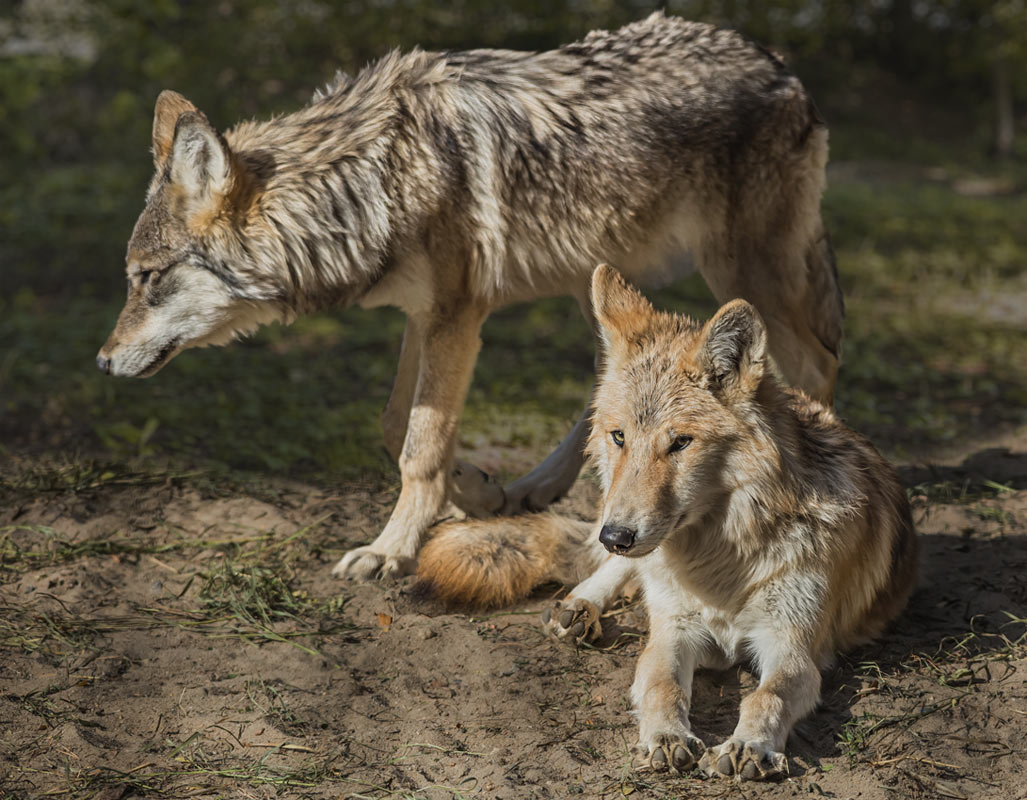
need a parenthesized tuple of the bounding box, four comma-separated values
(753, 228, 841, 405)
(697, 205, 842, 405)
(449, 461, 506, 518)
(334, 302, 487, 580)
(500, 409, 590, 514)
(381, 317, 421, 461)
(499, 290, 597, 514)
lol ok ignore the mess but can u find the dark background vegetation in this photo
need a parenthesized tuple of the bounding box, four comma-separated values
(2, 0, 1026, 482)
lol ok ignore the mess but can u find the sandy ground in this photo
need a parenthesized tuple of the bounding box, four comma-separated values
(2, 438, 1027, 799)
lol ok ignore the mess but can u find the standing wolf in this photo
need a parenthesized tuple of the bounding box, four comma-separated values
(417, 266, 917, 780)
(97, 13, 842, 581)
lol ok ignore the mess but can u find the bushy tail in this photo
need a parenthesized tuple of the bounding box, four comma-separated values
(415, 513, 604, 609)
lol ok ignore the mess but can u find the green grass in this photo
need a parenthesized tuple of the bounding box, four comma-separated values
(0, 291, 600, 485)
(836, 614, 1027, 765)
(823, 167, 1027, 457)
(0, 515, 360, 667)
(2, 152, 1026, 479)
(0, 293, 407, 479)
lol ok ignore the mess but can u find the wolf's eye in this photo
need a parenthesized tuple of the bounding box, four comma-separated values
(610, 430, 624, 447)
(139, 270, 153, 285)
(669, 434, 693, 453)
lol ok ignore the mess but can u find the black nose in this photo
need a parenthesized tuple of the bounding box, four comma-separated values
(599, 524, 636, 553)
(96, 354, 111, 374)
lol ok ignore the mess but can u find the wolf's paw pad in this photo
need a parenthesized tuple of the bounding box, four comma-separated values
(634, 732, 706, 773)
(331, 547, 413, 581)
(450, 461, 505, 518)
(699, 738, 787, 781)
(540, 598, 602, 645)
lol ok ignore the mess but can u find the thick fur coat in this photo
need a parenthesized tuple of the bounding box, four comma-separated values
(418, 266, 916, 780)
(99, 14, 843, 581)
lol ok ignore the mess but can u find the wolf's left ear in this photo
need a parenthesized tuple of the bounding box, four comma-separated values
(698, 300, 767, 393)
(591, 264, 655, 346)
(169, 110, 234, 208)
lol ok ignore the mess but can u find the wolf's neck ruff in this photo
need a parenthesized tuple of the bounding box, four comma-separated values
(215, 131, 393, 315)
(213, 50, 476, 316)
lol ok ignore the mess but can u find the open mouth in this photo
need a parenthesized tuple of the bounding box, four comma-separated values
(136, 337, 180, 377)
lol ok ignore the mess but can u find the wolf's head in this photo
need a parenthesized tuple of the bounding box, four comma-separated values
(97, 91, 283, 377)
(587, 265, 774, 558)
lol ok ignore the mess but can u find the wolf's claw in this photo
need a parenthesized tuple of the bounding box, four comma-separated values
(541, 598, 602, 644)
(332, 547, 413, 581)
(634, 731, 706, 773)
(700, 737, 787, 781)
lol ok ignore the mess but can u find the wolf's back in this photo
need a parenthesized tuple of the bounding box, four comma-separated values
(416, 513, 603, 609)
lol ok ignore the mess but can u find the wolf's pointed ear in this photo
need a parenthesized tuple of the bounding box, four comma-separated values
(698, 300, 767, 394)
(591, 264, 655, 345)
(169, 110, 234, 206)
(153, 90, 198, 168)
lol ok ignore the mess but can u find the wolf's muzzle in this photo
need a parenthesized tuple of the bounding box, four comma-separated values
(96, 354, 112, 374)
(599, 524, 636, 554)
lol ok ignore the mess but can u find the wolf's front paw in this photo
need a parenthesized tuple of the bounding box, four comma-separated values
(699, 737, 787, 781)
(540, 598, 602, 645)
(331, 547, 413, 581)
(633, 731, 706, 773)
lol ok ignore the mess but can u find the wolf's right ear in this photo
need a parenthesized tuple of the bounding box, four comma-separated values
(590, 264, 655, 347)
(152, 90, 198, 168)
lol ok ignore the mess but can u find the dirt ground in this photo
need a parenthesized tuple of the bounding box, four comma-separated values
(2, 433, 1027, 800)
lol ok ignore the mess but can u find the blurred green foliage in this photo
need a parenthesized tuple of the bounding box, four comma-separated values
(3, 0, 1026, 296)
(1, 1, 1026, 484)
(3, 168, 1026, 477)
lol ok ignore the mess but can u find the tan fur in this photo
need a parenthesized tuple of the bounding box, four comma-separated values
(421, 266, 916, 781)
(97, 14, 844, 582)
(417, 513, 601, 608)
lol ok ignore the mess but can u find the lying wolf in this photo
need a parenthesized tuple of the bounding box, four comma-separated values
(417, 266, 916, 780)
(97, 13, 843, 581)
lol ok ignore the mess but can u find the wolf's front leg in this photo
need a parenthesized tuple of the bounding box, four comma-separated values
(629, 619, 708, 773)
(701, 636, 820, 781)
(381, 317, 503, 519)
(333, 303, 487, 580)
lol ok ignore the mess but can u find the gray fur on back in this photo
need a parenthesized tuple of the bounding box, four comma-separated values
(219, 12, 828, 314)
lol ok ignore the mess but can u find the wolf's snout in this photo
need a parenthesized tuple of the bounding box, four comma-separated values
(599, 524, 636, 553)
(96, 354, 112, 374)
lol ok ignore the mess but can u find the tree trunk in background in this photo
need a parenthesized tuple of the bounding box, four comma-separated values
(994, 56, 1015, 159)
